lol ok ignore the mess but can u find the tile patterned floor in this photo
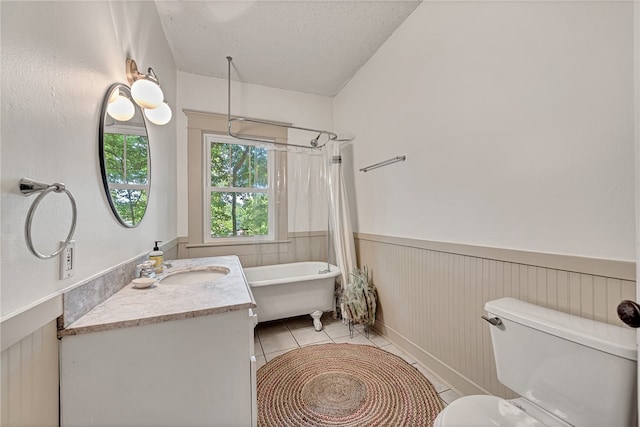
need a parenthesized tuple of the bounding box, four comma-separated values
(254, 314, 461, 407)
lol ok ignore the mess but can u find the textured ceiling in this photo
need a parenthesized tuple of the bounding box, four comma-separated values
(155, 1, 422, 96)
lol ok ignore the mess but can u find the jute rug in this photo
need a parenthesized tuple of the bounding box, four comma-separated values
(257, 343, 444, 426)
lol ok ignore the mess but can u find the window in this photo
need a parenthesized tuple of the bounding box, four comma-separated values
(185, 110, 288, 249)
(204, 134, 274, 242)
(103, 124, 150, 226)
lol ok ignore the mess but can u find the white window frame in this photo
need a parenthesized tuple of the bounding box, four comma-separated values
(103, 124, 150, 194)
(203, 134, 275, 244)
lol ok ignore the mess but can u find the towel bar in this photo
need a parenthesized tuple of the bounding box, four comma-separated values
(360, 155, 406, 173)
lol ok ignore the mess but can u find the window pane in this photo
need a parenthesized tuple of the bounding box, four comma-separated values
(210, 192, 269, 238)
(210, 143, 268, 189)
(125, 135, 149, 185)
(104, 134, 148, 185)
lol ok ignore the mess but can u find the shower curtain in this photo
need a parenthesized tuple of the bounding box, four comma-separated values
(275, 140, 356, 321)
(325, 140, 357, 321)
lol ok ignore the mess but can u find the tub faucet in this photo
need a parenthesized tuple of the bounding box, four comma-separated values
(137, 261, 156, 278)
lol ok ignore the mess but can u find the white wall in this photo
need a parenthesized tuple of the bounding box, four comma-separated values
(334, 1, 635, 261)
(1, 1, 178, 318)
(176, 71, 334, 236)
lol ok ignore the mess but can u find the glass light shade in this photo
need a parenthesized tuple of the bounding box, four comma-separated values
(108, 88, 120, 104)
(107, 93, 135, 121)
(131, 78, 164, 109)
(144, 102, 172, 125)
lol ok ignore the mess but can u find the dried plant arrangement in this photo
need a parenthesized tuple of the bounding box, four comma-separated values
(343, 266, 377, 327)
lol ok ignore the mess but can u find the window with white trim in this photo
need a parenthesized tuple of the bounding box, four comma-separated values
(103, 124, 149, 226)
(204, 134, 275, 242)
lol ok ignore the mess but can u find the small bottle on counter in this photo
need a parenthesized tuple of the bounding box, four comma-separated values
(149, 241, 164, 274)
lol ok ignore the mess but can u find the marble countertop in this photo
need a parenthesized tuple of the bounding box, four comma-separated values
(59, 256, 256, 337)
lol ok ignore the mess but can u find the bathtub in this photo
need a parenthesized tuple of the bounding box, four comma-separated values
(243, 261, 340, 331)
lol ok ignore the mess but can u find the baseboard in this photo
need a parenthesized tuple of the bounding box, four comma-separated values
(373, 319, 490, 397)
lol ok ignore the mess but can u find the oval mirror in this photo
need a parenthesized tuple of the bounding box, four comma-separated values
(99, 83, 150, 227)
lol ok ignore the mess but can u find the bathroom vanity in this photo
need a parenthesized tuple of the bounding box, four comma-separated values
(59, 256, 258, 427)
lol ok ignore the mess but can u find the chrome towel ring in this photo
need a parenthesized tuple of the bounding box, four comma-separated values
(20, 178, 77, 259)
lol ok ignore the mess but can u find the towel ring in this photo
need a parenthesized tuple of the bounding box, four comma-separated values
(20, 178, 77, 259)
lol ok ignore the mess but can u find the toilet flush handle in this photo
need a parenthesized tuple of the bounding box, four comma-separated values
(617, 300, 640, 328)
(481, 315, 503, 326)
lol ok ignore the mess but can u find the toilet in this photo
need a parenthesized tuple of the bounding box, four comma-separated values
(434, 297, 637, 427)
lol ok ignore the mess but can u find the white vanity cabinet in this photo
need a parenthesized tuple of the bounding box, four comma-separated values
(60, 308, 257, 426)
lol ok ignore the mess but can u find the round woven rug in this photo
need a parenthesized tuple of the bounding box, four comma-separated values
(257, 343, 444, 426)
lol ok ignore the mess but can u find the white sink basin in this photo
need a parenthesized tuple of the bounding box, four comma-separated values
(159, 267, 230, 285)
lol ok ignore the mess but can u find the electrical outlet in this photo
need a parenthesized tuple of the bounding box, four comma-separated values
(59, 240, 75, 280)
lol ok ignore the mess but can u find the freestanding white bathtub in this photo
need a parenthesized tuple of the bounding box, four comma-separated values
(243, 261, 341, 331)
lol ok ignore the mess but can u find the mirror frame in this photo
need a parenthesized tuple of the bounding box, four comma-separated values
(98, 83, 151, 228)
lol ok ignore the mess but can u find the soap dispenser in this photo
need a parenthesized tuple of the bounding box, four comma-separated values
(149, 241, 164, 274)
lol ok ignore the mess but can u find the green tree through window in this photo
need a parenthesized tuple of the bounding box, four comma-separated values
(207, 136, 271, 239)
(103, 132, 149, 225)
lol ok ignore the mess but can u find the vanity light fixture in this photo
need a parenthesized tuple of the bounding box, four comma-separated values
(144, 100, 172, 125)
(126, 59, 163, 108)
(125, 58, 172, 125)
(106, 88, 135, 122)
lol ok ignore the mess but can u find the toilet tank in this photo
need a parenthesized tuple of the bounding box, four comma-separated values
(485, 297, 637, 427)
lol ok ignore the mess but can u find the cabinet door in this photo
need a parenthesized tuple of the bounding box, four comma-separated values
(61, 311, 253, 426)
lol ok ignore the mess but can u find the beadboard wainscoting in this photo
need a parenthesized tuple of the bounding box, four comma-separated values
(354, 233, 636, 398)
(1, 320, 59, 426)
(177, 232, 330, 268)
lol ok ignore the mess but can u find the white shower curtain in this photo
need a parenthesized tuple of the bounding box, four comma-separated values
(325, 140, 357, 321)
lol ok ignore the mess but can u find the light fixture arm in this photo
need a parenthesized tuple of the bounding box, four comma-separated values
(147, 67, 159, 84)
(126, 59, 160, 86)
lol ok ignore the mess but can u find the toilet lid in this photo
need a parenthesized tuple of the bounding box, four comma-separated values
(435, 395, 546, 427)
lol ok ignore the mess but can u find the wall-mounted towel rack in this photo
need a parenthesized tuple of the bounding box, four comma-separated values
(20, 178, 77, 259)
(360, 155, 406, 173)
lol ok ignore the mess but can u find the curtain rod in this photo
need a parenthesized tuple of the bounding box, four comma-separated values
(226, 56, 338, 150)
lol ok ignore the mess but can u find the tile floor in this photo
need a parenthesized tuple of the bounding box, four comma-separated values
(254, 314, 461, 407)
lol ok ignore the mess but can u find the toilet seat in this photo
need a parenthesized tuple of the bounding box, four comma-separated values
(434, 395, 546, 427)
